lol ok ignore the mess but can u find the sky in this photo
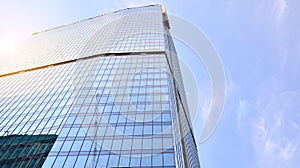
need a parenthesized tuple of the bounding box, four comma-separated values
(0, 0, 300, 167)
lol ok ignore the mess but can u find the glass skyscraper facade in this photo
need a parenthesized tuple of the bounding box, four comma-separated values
(0, 5, 200, 168)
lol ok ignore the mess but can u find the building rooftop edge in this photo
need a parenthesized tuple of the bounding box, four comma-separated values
(32, 4, 163, 36)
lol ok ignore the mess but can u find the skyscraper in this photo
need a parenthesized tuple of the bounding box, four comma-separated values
(0, 5, 200, 168)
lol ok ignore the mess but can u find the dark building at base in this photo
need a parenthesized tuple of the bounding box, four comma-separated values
(0, 135, 57, 167)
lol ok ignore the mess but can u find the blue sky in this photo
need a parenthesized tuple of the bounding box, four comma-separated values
(0, 0, 299, 167)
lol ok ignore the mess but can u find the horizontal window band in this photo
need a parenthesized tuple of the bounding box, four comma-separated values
(0, 51, 166, 78)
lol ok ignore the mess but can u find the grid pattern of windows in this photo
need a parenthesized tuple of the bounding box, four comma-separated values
(164, 20, 201, 168)
(54, 54, 176, 167)
(0, 4, 200, 168)
(0, 54, 177, 167)
(0, 63, 74, 136)
(0, 5, 164, 76)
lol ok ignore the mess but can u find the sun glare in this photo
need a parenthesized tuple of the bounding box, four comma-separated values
(0, 37, 20, 59)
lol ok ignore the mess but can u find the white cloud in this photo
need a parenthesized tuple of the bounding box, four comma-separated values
(248, 91, 300, 167)
(252, 0, 287, 26)
(226, 0, 236, 13)
(272, 0, 287, 24)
